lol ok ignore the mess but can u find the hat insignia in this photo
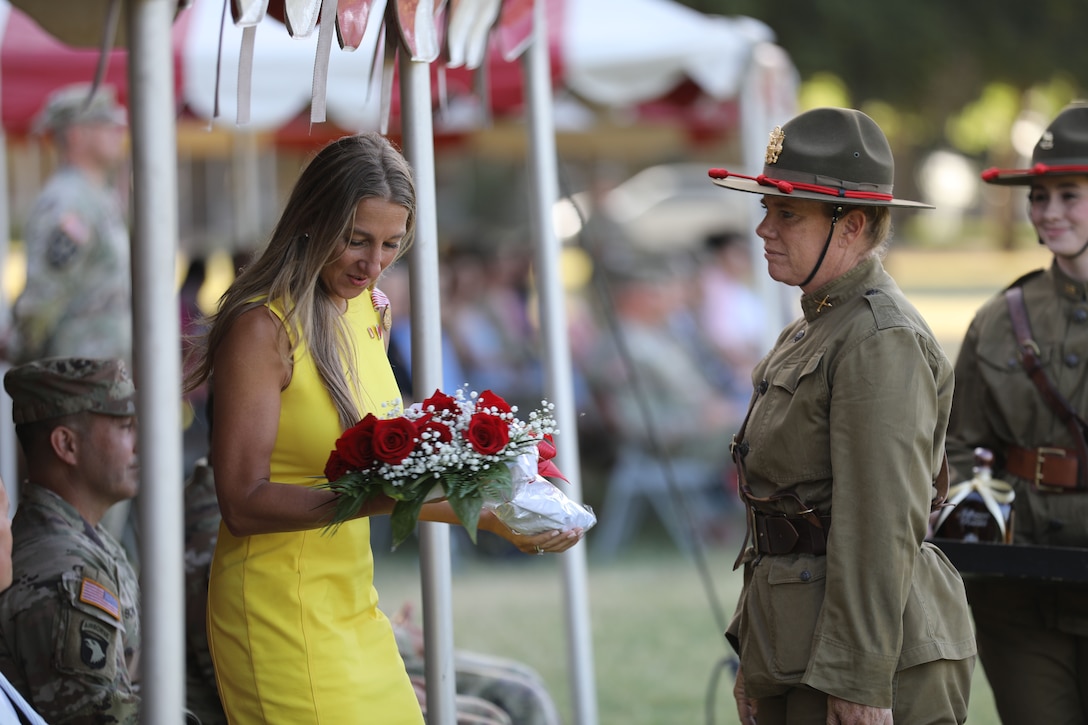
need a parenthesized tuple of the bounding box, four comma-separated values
(766, 126, 785, 164)
(1039, 130, 1054, 151)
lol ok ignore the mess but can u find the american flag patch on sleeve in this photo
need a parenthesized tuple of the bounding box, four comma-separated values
(80, 578, 121, 620)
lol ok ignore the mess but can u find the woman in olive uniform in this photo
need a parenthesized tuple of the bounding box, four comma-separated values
(946, 102, 1088, 724)
(708, 107, 976, 724)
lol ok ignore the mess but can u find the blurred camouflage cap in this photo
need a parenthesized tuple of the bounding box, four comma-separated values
(32, 83, 127, 135)
(4, 357, 136, 425)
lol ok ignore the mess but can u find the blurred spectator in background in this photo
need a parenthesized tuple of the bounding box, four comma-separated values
(584, 250, 741, 558)
(382, 263, 467, 402)
(7, 84, 131, 366)
(697, 230, 768, 399)
(446, 246, 543, 414)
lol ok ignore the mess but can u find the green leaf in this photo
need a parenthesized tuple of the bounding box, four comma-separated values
(389, 494, 429, 549)
(448, 493, 484, 544)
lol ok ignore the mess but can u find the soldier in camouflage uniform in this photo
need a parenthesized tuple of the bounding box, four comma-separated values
(0, 357, 141, 723)
(947, 102, 1088, 724)
(7, 83, 131, 365)
(0, 475, 48, 724)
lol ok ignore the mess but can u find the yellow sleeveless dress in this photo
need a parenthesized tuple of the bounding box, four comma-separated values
(208, 295, 423, 724)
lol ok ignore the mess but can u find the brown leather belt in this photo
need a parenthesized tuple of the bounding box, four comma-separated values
(1005, 445, 1082, 492)
(753, 511, 832, 556)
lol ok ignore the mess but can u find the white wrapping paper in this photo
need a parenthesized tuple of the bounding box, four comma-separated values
(484, 451, 597, 535)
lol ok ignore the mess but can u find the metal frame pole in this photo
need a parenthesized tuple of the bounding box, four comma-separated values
(400, 50, 458, 725)
(127, 1, 185, 721)
(523, 1, 598, 722)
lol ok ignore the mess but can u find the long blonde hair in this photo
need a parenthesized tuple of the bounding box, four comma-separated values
(184, 133, 416, 429)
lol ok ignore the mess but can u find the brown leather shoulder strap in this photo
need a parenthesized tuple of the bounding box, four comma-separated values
(1004, 286, 1088, 486)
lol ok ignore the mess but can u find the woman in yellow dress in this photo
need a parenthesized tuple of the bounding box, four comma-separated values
(183, 133, 584, 722)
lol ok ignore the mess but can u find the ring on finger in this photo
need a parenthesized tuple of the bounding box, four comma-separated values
(535, 545, 544, 555)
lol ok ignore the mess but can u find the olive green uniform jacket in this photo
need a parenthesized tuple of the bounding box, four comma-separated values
(0, 483, 140, 723)
(727, 257, 976, 708)
(947, 263, 1088, 550)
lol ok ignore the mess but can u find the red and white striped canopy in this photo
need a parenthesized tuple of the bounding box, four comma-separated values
(0, 0, 780, 136)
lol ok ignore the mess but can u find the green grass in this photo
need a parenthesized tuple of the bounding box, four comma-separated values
(373, 523, 1000, 725)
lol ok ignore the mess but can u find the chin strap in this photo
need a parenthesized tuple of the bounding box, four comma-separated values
(799, 206, 843, 288)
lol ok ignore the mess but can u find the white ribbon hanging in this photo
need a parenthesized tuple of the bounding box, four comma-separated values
(933, 472, 1016, 542)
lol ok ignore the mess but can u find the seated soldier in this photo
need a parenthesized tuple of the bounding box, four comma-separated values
(0, 357, 141, 723)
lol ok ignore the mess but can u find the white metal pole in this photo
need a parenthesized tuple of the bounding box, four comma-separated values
(126, 1, 185, 722)
(400, 51, 458, 725)
(0, 131, 16, 507)
(523, 1, 598, 722)
(0, 6, 15, 506)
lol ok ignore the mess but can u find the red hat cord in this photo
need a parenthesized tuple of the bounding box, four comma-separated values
(708, 168, 895, 203)
(981, 162, 1088, 183)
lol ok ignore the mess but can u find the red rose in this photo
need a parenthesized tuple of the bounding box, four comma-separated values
(422, 390, 460, 418)
(372, 417, 418, 464)
(324, 450, 352, 482)
(464, 412, 510, 455)
(336, 415, 377, 469)
(414, 413, 453, 444)
(475, 390, 512, 415)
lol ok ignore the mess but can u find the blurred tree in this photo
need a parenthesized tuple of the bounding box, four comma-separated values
(688, 0, 1086, 145)
(682, 0, 1087, 248)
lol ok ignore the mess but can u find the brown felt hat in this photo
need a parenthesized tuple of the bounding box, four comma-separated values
(982, 102, 1088, 185)
(708, 107, 932, 209)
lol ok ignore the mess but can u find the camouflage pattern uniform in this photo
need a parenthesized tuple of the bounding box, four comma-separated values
(9, 85, 131, 365)
(0, 357, 140, 723)
(183, 459, 227, 725)
(0, 483, 140, 723)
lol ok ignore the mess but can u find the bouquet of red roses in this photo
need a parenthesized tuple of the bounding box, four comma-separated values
(321, 387, 594, 548)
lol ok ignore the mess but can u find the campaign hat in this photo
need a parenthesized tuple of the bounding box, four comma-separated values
(708, 107, 932, 208)
(982, 102, 1088, 185)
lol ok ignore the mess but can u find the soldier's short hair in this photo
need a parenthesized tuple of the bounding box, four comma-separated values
(32, 83, 127, 135)
(4, 357, 136, 425)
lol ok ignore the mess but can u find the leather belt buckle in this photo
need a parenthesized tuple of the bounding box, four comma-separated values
(755, 514, 799, 555)
(1035, 446, 1073, 493)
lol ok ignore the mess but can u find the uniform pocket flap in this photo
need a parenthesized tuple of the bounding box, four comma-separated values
(770, 350, 826, 394)
(766, 554, 827, 585)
